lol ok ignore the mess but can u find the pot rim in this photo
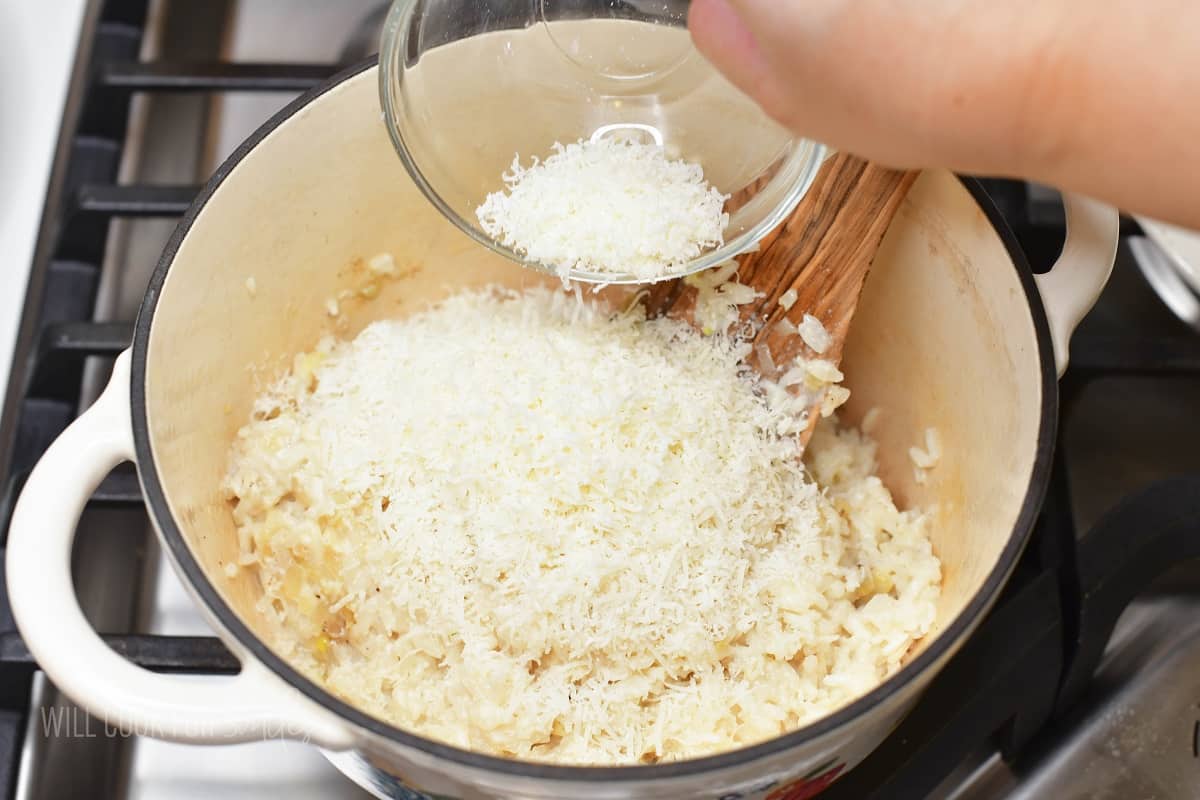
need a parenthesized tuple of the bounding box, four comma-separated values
(130, 58, 1058, 781)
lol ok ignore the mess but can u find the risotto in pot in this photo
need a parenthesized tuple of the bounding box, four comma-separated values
(223, 281, 941, 765)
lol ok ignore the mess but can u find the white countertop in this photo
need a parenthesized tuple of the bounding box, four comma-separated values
(0, 1, 87, 395)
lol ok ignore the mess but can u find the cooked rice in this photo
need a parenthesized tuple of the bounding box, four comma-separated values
(224, 286, 940, 765)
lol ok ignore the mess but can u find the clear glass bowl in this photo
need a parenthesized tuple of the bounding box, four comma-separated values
(379, 0, 828, 284)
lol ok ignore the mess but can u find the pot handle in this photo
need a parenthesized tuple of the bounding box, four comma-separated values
(1034, 193, 1121, 377)
(6, 350, 355, 748)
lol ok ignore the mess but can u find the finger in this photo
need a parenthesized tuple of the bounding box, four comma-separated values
(720, 0, 837, 54)
(688, 0, 795, 126)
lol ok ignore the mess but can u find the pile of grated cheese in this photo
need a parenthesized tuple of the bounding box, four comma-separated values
(475, 138, 729, 282)
(224, 286, 940, 765)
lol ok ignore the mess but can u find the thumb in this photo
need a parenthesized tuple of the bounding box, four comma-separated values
(688, 0, 792, 125)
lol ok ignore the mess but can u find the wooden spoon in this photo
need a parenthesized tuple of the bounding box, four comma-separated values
(643, 153, 919, 447)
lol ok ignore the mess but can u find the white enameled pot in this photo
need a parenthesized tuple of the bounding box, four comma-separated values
(5, 62, 1118, 800)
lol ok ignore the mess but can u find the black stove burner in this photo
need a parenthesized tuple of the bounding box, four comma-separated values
(1, 2, 1198, 799)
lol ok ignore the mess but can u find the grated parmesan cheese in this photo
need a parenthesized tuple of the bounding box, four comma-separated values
(225, 286, 940, 766)
(686, 260, 760, 336)
(475, 138, 729, 282)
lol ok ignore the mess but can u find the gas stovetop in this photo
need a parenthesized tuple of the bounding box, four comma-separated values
(1, 2, 1198, 799)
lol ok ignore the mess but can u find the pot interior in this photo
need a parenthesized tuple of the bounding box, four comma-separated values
(140, 66, 1046, 741)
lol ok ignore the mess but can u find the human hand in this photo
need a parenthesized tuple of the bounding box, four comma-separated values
(689, 0, 1200, 229)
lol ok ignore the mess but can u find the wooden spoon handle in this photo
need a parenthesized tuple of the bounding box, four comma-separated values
(648, 154, 916, 360)
(745, 155, 918, 369)
(645, 154, 917, 444)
